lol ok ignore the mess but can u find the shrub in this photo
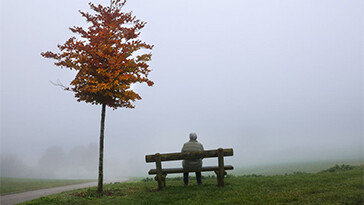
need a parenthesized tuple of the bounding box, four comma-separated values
(323, 164, 354, 173)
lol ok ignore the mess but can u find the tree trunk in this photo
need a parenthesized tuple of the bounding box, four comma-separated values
(97, 104, 106, 195)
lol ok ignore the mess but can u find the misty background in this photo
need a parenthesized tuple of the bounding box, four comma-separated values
(1, 0, 363, 179)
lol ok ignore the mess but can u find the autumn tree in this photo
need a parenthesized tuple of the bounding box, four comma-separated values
(41, 0, 153, 194)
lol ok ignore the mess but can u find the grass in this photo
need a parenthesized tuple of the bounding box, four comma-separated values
(231, 159, 364, 176)
(22, 165, 363, 204)
(0, 178, 95, 195)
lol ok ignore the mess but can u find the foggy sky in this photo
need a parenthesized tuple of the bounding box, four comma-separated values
(1, 0, 363, 179)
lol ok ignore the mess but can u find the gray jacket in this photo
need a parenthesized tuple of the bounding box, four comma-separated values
(181, 140, 204, 170)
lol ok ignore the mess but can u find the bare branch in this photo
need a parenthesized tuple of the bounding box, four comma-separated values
(49, 79, 71, 91)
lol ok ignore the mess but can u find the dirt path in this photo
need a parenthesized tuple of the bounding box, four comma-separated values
(0, 179, 128, 205)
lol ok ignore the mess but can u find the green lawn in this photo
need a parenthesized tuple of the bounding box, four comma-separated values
(0, 178, 95, 195)
(22, 165, 363, 204)
(231, 159, 364, 175)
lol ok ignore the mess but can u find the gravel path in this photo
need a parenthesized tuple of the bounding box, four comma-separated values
(0, 179, 127, 205)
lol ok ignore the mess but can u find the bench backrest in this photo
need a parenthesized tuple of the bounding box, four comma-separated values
(145, 148, 233, 163)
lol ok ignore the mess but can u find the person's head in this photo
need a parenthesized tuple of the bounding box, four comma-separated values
(189, 133, 197, 141)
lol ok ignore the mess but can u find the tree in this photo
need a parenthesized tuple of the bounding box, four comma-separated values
(41, 0, 153, 194)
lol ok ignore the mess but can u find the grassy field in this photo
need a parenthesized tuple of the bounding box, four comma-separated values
(0, 178, 95, 195)
(231, 159, 364, 176)
(22, 165, 363, 204)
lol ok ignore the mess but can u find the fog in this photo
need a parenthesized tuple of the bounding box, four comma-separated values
(1, 0, 363, 179)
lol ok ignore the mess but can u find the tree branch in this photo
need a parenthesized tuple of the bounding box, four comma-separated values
(49, 79, 71, 91)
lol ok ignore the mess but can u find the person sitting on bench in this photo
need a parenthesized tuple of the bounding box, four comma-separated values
(181, 133, 204, 185)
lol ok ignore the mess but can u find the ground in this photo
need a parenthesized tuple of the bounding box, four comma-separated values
(21, 165, 363, 204)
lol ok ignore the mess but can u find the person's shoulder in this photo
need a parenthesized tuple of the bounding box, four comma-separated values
(182, 141, 190, 148)
(191, 141, 203, 148)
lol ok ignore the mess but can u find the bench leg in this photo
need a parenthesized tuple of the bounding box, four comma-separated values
(214, 170, 227, 187)
(154, 173, 167, 189)
(154, 175, 162, 190)
(214, 170, 221, 186)
(217, 148, 225, 187)
(155, 154, 164, 190)
(162, 173, 167, 187)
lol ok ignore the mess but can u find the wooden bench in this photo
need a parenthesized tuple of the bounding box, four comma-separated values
(145, 148, 234, 189)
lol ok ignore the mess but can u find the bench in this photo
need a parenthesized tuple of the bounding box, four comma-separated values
(145, 148, 234, 189)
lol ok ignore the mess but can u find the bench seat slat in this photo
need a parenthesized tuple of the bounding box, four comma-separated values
(145, 148, 233, 163)
(148, 165, 233, 175)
